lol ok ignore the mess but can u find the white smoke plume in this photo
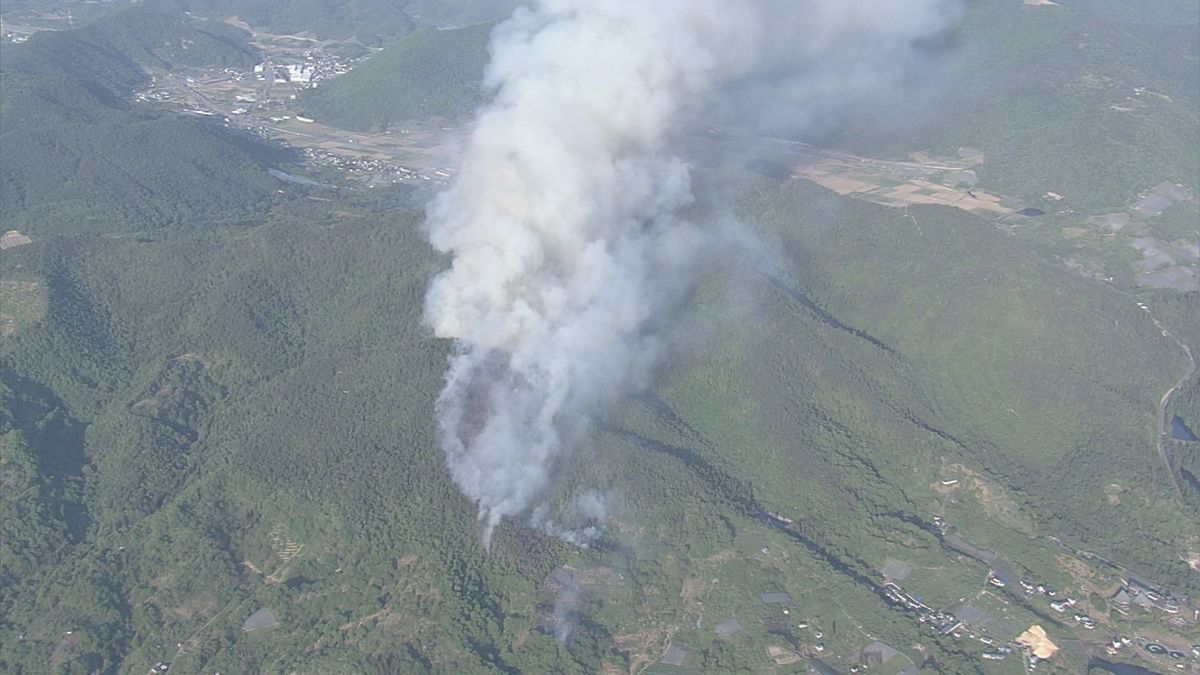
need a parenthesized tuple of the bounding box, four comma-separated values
(425, 0, 960, 545)
(546, 569, 581, 644)
(528, 489, 617, 547)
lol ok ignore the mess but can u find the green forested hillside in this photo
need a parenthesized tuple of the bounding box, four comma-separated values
(300, 24, 491, 130)
(0, 194, 635, 673)
(305, 0, 1199, 210)
(0, 32, 146, 129)
(1, 113, 287, 234)
(2, 173, 1196, 672)
(2, 1, 1197, 673)
(145, 0, 416, 42)
(1, 0, 414, 43)
(0, 27, 287, 235)
(403, 0, 520, 28)
(1072, 0, 1200, 25)
(724, 176, 1196, 581)
(832, 1, 1200, 214)
(74, 6, 261, 70)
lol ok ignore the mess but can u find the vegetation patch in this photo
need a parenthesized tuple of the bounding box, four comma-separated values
(0, 280, 47, 336)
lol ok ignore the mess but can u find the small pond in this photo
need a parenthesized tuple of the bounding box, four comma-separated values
(1171, 415, 1199, 442)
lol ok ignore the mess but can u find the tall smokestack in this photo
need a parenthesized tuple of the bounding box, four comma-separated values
(424, 0, 960, 545)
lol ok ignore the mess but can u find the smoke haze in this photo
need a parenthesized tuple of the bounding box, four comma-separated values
(424, 0, 960, 544)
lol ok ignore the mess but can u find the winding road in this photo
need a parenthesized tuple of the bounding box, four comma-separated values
(1140, 303, 1196, 501)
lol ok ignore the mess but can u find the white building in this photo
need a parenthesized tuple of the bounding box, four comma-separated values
(285, 64, 313, 83)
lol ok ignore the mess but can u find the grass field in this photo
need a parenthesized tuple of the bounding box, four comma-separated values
(0, 279, 47, 337)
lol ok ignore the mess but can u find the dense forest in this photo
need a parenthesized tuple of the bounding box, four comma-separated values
(1, 1, 1197, 673)
(72, 5, 261, 70)
(300, 24, 492, 131)
(148, 0, 416, 42)
(822, 1, 1200, 214)
(0, 23, 290, 235)
(4, 173, 1196, 673)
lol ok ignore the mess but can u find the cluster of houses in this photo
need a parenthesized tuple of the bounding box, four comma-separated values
(976, 634, 1015, 662)
(300, 147, 395, 175)
(134, 76, 181, 105)
(295, 148, 455, 187)
(1017, 578, 1058, 597)
(932, 515, 949, 535)
(1034, 595, 1097, 629)
(1105, 635, 1135, 656)
(879, 582, 962, 636)
(1111, 576, 1185, 617)
(866, 582, 1039, 664)
(254, 49, 353, 87)
(1013, 578, 1100, 626)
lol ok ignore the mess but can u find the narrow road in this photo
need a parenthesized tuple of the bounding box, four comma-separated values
(164, 596, 247, 674)
(1139, 302, 1196, 501)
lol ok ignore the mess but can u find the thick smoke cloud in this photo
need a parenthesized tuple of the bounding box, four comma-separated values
(713, 1, 963, 138)
(425, 0, 960, 544)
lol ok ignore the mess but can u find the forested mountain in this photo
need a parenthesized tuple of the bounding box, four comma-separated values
(403, 0, 521, 28)
(144, 0, 415, 42)
(74, 6, 261, 70)
(299, 24, 492, 130)
(824, 0, 1200, 213)
(299, 0, 1200, 210)
(137, 0, 518, 39)
(1, 0, 1197, 673)
(0, 30, 146, 129)
(3, 171, 1196, 673)
(719, 176, 1198, 584)
(0, 24, 287, 234)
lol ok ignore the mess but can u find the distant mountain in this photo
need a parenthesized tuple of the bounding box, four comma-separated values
(75, 5, 261, 70)
(0, 30, 145, 129)
(299, 24, 491, 131)
(828, 1, 1200, 213)
(0, 112, 288, 235)
(403, 0, 521, 28)
(146, 0, 514, 40)
(145, 0, 416, 43)
(0, 27, 286, 234)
